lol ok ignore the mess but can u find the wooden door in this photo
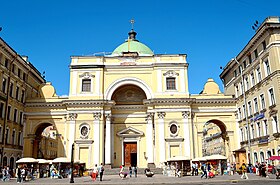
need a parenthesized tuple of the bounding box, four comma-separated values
(124, 142, 137, 166)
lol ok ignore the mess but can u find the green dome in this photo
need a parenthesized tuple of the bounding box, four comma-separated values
(112, 29, 154, 56)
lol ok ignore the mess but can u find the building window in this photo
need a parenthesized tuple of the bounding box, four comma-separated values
(264, 60, 271, 76)
(240, 81, 244, 95)
(12, 130, 16, 145)
(254, 49, 258, 59)
(0, 102, 4, 119)
(2, 78, 7, 93)
(19, 112, 23, 125)
(260, 94, 265, 110)
(254, 98, 258, 113)
(4, 59, 9, 68)
(257, 122, 261, 137)
(260, 151, 265, 162)
(251, 124, 255, 139)
(169, 122, 179, 137)
(235, 85, 239, 97)
(242, 104, 246, 119)
(16, 86, 19, 100)
(267, 151, 272, 163)
(82, 79, 91, 92)
(0, 126, 2, 142)
(248, 101, 252, 116)
(243, 60, 247, 69)
(234, 70, 237, 77)
(18, 132, 21, 146)
(238, 108, 242, 120)
(5, 128, 9, 144)
(248, 54, 252, 64)
(254, 152, 258, 163)
(262, 40, 266, 50)
(18, 68, 21, 78)
(23, 73, 26, 81)
(268, 88, 276, 106)
(7, 106, 11, 121)
(263, 120, 268, 136)
(13, 109, 17, 123)
(272, 115, 279, 133)
(251, 72, 255, 86)
(245, 76, 249, 90)
(12, 64, 15, 73)
(166, 77, 176, 90)
(240, 128, 244, 141)
(256, 67, 262, 83)
(9, 83, 13, 97)
(21, 90, 25, 103)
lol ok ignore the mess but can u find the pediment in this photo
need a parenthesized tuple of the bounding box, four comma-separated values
(117, 126, 144, 138)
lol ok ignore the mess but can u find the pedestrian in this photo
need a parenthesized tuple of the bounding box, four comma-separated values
(21, 167, 26, 182)
(240, 163, 248, 179)
(227, 162, 231, 175)
(129, 166, 132, 177)
(195, 163, 198, 176)
(16, 166, 21, 183)
(98, 163, 104, 181)
(200, 163, 207, 179)
(2, 166, 7, 181)
(91, 164, 98, 181)
(191, 163, 196, 176)
(134, 165, 137, 177)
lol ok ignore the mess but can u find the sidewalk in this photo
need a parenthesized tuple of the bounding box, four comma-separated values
(1, 173, 277, 185)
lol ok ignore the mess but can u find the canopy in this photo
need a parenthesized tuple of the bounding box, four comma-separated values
(37, 159, 51, 164)
(268, 156, 280, 161)
(192, 157, 207, 162)
(74, 159, 85, 164)
(205, 154, 227, 160)
(52, 157, 71, 163)
(16, 157, 38, 163)
(167, 156, 191, 161)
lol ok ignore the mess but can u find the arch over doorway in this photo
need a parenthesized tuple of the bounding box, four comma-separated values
(206, 119, 228, 139)
(105, 77, 153, 100)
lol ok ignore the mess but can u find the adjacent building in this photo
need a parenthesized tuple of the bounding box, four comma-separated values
(0, 37, 45, 169)
(220, 16, 280, 165)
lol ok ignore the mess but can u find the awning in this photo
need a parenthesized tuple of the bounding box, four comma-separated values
(205, 154, 227, 160)
(167, 156, 191, 161)
(268, 156, 280, 161)
(52, 157, 71, 163)
(37, 159, 51, 164)
(192, 157, 207, 162)
(16, 157, 38, 163)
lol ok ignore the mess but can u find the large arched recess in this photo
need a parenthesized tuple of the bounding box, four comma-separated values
(206, 119, 228, 139)
(105, 77, 153, 100)
(32, 122, 53, 159)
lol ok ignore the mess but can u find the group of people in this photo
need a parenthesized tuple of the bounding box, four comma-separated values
(90, 163, 104, 181)
(16, 165, 35, 183)
(119, 165, 138, 179)
(1, 166, 11, 182)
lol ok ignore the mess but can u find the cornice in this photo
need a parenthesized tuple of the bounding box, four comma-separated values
(144, 98, 195, 105)
(194, 98, 236, 104)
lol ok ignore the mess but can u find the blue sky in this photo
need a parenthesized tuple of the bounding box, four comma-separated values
(0, 0, 279, 96)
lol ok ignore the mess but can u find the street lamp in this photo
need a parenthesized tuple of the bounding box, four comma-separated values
(233, 58, 252, 164)
(70, 143, 74, 183)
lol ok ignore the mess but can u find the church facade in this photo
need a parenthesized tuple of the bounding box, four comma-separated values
(23, 29, 238, 168)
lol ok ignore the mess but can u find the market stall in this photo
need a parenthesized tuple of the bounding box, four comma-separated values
(37, 159, 51, 178)
(205, 154, 227, 175)
(51, 157, 71, 178)
(16, 158, 39, 180)
(166, 156, 191, 176)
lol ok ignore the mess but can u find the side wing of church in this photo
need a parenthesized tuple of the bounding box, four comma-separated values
(23, 28, 238, 168)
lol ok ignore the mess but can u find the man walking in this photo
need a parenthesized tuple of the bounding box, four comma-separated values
(98, 163, 104, 181)
(201, 163, 207, 179)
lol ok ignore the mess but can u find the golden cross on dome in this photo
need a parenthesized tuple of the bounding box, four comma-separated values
(130, 19, 135, 29)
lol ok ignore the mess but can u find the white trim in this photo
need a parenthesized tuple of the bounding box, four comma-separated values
(105, 77, 153, 100)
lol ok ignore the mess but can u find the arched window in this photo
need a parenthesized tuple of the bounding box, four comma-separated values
(3, 156, 7, 166)
(254, 152, 258, 163)
(260, 151, 265, 162)
(10, 157, 14, 170)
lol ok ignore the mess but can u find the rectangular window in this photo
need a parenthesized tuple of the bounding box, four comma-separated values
(4, 59, 9, 68)
(82, 79, 91, 92)
(248, 54, 252, 64)
(18, 132, 21, 146)
(242, 104, 246, 118)
(7, 106, 11, 121)
(0, 127, 2, 142)
(240, 81, 244, 95)
(251, 124, 255, 139)
(269, 88, 276, 106)
(9, 83, 13, 97)
(248, 101, 252, 116)
(18, 68, 21, 78)
(251, 73, 255, 86)
(235, 85, 239, 97)
(254, 49, 258, 59)
(273, 115, 279, 133)
(245, 76, 249, 90)
(238, 108, 242, 120)
(257, 122, 261, 137)
(263, 120, 268, 136)
(5, 128, 9, 144)
(2, 78, 7, 93)
(12, 130, 15, 145)
(243, 60, 247, 69)
(256, 67, 262, 83)
(264, 60, 271, 76)
(260, 94, 265, 110)
(262, 40, 266, 50)
(23, 73, 26, 81)
(16, 86, 19, 100)
(0, 102, 4, 119)
(166, 77, 176, 90)
(254, 98, 258, 113)
(19, 112, 23, 125)
(234, 70, 237, 77)
(21, 90, 25, 103)
(12, 64, 15, 73)
(13, 109, 17, 123)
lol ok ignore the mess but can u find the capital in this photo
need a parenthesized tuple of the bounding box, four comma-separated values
(157, 112, 166, 119)
(68, 113, 77, 121)
(93, 112, 102, 120)
(146, 113, 154, 121)
(105, 113, 111, 121)
(182, 111, 190, 119)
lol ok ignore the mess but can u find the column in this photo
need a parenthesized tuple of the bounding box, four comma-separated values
(68, 113, 77, 158)
(105, 113, 112, 165)
(93, 112, 101, 165)
(146, 113, 154, 165)
(182, 111, 191, 157)
(158, 112, 166, 162)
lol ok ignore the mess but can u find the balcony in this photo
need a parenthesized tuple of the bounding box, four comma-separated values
(273, 132, 280, 138)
